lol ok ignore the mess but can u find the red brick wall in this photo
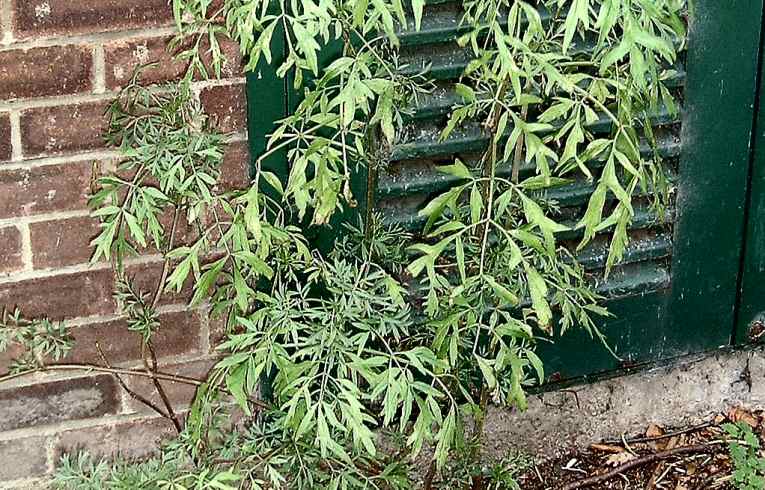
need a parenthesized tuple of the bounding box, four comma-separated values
(0, 1, 248, 486)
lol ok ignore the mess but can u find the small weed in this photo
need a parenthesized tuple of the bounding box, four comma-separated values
(723, 422, 765, 490)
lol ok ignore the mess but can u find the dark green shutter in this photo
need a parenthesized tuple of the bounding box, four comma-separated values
(246, 0, 765, 380)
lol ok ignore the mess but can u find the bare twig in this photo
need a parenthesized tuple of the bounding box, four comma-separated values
(560, 444, 724, 490)
(0, 363, 205, 385)
(141, 341, 182, 433)
(605, 421, 715, 446)
(152, 206, 181, 309)
(95, 341, 169, 419)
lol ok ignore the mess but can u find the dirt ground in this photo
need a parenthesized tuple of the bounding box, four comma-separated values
(513, 407, 765, 489)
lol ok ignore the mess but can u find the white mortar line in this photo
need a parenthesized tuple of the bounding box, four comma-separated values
(0, 91, 116, 112)
(92, 45, 106, 94)
(8, 110, 21, 161)
(0, 209, 92, 228)
(0, 26, 178, 52)
(199, 304, 212, 354)
(45, 436, 56, 474)
(0, 150, 120, 171)
(0, 411, 170, 442)
(0, 252, 163, 285)
(0, 75, 244, 112)
(18, 222, 32, 272)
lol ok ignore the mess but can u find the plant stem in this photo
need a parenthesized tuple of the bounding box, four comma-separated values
(95, 341, 170, 420)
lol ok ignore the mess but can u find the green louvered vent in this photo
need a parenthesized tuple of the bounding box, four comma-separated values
(375, 0, 684, 298)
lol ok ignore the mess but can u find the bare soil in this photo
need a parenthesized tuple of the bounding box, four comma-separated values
(513, 407, 765, 489)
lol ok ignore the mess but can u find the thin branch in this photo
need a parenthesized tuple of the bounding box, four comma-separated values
(0, 363, 272, 411)
(0, 363, 205, 385)
(152, 206, 181, 309)
(95, 341, 169, 419)
(142, 341, 182, 433)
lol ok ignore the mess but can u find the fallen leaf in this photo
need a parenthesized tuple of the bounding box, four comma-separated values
(646, 423, 664, 438)
(728, 407, 760, 428)
(605, 452, 636, 466)
(590, 443, 626, 453)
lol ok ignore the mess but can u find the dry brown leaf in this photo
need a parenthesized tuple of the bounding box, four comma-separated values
(728, 407, 760, 428)
(646, 423, 664, 438)
(605, 452, 636, 466)
(590, 443, 626, 453)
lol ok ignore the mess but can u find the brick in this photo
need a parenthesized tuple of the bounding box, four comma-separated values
(30, 216, 100, 269)
(218, 140, 250, 191)
(125, 260, 195, 307)
(105, 35, 242, 90)
(12, 0, 173, 39)
(0, 161, 93, 219)
(56, 416, 176, 462)
(0, 268, 116, 319)
(64, 310, 202, 365)
(0, 113, 11, 162)
(0, 226, 24, 275)
(0, 46, 92, 100)
(20, 101, 109, 157)
(0, 374, 119, 431)
(0, 342, 25, 375)
(125, 357, 214, 414)
(111, 416, 178, 459)
(0, 436, 49, 482)
(200, 84, 247, 133)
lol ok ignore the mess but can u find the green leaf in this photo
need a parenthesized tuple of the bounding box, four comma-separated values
(475, 354, 497, 389)
(437, 160, 473, 180)
(485, 275, 519, 306)
(191, 257, 226, 305)
(411, 0, 425, 31)
(226, 363, 251, 415)
(525, 264, 552, 332)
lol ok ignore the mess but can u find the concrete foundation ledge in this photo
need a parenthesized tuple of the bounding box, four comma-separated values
(482, 346, 764, 459)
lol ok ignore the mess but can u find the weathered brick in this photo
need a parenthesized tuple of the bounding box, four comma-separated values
(0, 162, 93, 219)
(0, 226, 24, 275)
(0, 46, 92, 100)
(0, 113, 11, 162)
(20, 101, 109, 157)
(30, 215, 100, 269)
(0, 342, 25, 376)
(12, 0, 173, 39)
(105, 35, 242, 90)
(126, 260, 195, 307)
(111, 415, 178, 458)
(0, 436, 49, 482)
(0, 374, 120, 431)
(56, 416, 176, 462)
(0, 268, 116, 319)
(125, 357, 214, 414)
(200, 83, 247, 133)
(64, 310, 202, 365)
(218, 140, 250, 190)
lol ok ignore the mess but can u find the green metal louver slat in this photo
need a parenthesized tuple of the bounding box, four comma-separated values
(378, 0, 682, 292)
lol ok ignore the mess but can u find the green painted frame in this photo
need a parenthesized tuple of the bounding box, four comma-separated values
(736, 1, 765, 344)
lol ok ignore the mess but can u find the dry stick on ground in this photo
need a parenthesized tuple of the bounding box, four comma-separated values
(604, 421, 715, 446)
(559, 443, 725, 490)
